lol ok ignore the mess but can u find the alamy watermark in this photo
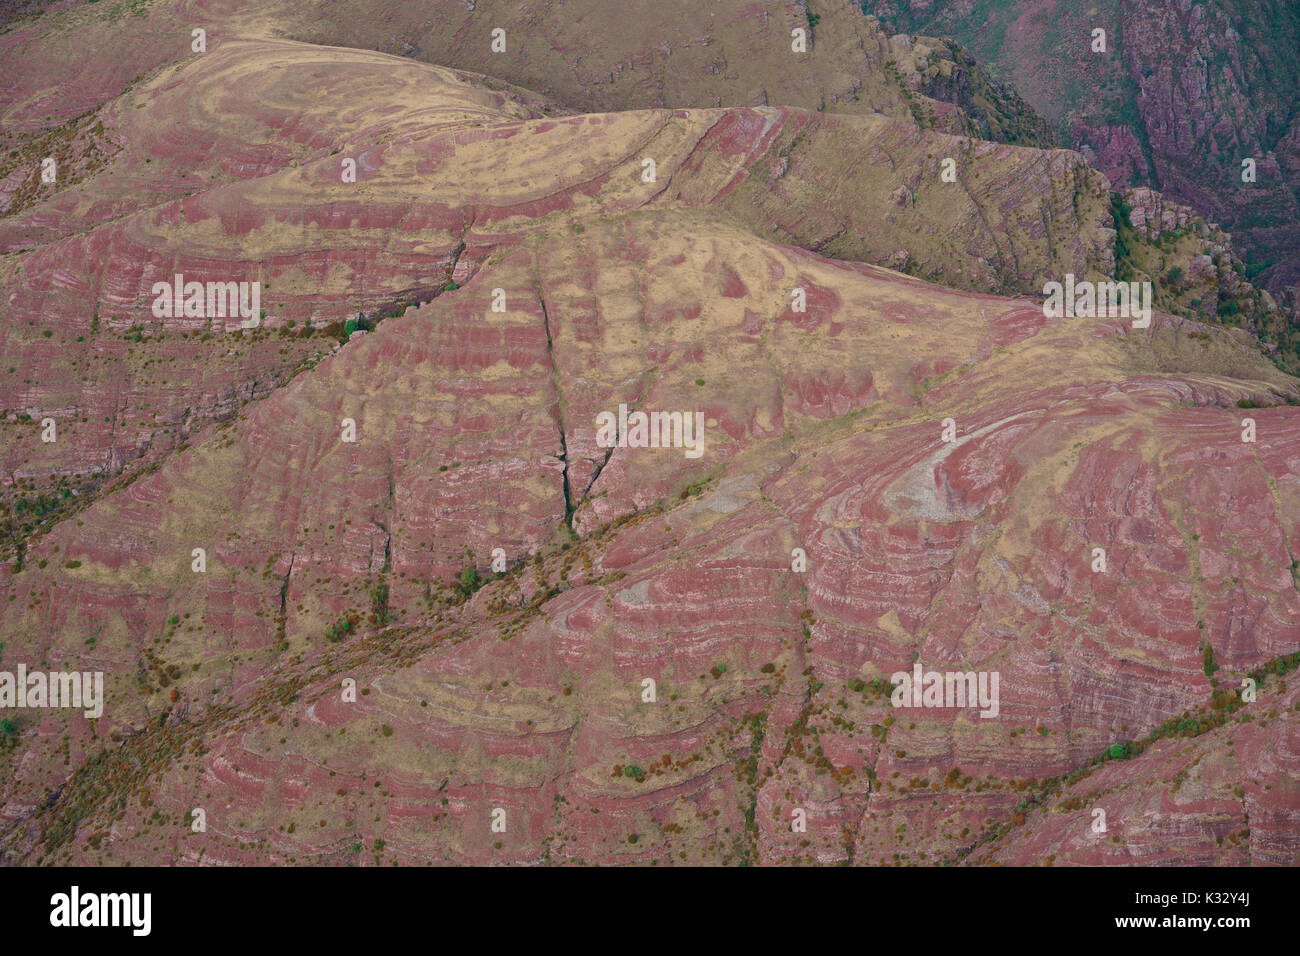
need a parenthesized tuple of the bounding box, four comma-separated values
(890, 662, 1000, 718)
(1043, 274, 1151, 328)
(0, 665, 103, 719)
(50, 886, 150, 936)
(150, 272, 260, 328)
(595, 403, 705, 459)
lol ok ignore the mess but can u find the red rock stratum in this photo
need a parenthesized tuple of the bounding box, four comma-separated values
(0, 7, 1296, 868)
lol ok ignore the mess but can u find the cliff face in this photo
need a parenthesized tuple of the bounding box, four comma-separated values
(870, 0, 1300, 334)
(1112, 187, 1292, 367)
(1120, 1, 1300, 310)
(882, 31, 1056, 148)
(0, 2, 1296, 867)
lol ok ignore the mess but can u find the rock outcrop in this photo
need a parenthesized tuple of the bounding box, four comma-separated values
(3, 188, 1298, 866)
(1, 38, 1119, 540)
(0, 1, 1296, 868)
(873, 0, 1300, 346)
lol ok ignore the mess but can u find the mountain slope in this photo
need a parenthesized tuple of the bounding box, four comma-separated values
(0, 0, 1296, 868)
(2, 36, 1120, 555)
(3, 201, 1298, 864)
(869, 0, 1300, 326)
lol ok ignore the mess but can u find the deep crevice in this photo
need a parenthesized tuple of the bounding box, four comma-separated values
(536, 284, 575, 529)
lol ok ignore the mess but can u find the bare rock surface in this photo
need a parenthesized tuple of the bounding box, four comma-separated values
(0, 2, 1295, 868)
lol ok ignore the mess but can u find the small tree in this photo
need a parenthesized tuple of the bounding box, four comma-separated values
(455, 565, 482, 600)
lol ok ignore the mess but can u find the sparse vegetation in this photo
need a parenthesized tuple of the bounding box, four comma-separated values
(454, 565, 483, 600)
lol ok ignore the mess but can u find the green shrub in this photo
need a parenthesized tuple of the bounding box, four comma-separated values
(454, 565, 482, 600)
(370, 580, 390, 624)
(325, 616, 355, 643)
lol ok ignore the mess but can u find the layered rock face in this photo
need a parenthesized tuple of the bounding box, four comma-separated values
(1, 37, 1117, 540)
(871, 0, 1300, 331)
(1119, 3, 1300, 268)
(4, 200, 1297, 865)
(1112, 187, 1289, 365)
(0, 4, 1297, 868)
(0, 0, 966, 133)
(2, 0, 1283, 339)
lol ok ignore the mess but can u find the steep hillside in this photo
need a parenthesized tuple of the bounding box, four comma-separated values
(1, 36, 1120, 558)
(0, 0, 1020, 135)
(869, 0, 1300, 330)
(4, 203, 1298, 864)
(0, 0, 1296, 868)
(1, 0, 1281, 353)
